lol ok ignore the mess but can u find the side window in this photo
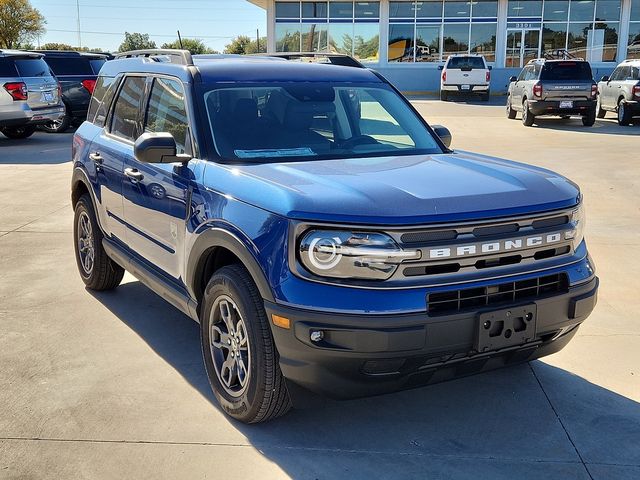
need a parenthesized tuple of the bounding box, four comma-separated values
(87, 76, 119, 127)
(109, 76, 146, 141)
(632, 67, 640, 81)
(144, 78, 190, 154)
(517, 67, 528, 81)
(609, 67, 623, 81)
(356, 90, 415, 147)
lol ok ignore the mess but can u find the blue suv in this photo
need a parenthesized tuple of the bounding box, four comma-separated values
(72, 50, 598, 423)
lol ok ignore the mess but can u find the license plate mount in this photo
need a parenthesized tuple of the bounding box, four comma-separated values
(461, 84, 471, 90)
(475, 305, 537, 353)
(42, 92, 54, 103)
(559, 100, 573, 109)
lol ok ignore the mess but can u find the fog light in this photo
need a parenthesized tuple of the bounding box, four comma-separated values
(310, 330, 324, 343)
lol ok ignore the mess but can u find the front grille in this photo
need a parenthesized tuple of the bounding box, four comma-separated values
(427, 273, 569, 315)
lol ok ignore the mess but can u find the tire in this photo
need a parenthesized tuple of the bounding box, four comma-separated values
(0, 125, 36, 139)
(40, 105, 70, 133)
(200, 264, 291, 423)
(506, 96, 517, 119)
(522, 99, 535, 126)
(596, 96, 606, 118)
(440, 90, 448, 102)
(73, 194, 124, 290)
(582, 111, 596, 127)
(481, 91, 490, 102)
(617, 100, 631, 126)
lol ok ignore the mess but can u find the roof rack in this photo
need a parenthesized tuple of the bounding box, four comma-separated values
(114, 49, 193, 66)
(254, 52, 364, 68)
(542, 49, 583, 61)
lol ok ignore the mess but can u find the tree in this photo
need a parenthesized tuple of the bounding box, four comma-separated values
(0, 0, 45, 49)
(40, 42, 74, 51)
(161, 38, 218, 55)
(118, 32, 156, 52)
(224, 35, 267, 55)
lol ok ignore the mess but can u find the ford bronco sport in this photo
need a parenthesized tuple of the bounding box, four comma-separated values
(72, 50, 598, 423)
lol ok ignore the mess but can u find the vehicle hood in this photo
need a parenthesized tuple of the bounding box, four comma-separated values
(203, 152, 580, 225)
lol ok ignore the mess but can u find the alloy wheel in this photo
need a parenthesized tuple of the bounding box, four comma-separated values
(209, 295, 251, 397)
(77, 211, 95, 276)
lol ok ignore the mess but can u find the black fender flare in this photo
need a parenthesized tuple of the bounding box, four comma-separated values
(186, 227, 276, 305)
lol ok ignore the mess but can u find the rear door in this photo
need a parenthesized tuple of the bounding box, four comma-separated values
(122, 76, 193, 280)
(539, 61, 594, 101)
(13, 57, 60, 109)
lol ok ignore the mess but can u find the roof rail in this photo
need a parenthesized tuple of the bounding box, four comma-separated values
(254, 52, 365, 68)
(114, 49, 193, 66)
(542, 49, 583, 61)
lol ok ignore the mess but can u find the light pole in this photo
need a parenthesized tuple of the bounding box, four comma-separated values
(76, 0, 82, 48)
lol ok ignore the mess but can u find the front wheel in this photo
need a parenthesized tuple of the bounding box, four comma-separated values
(617, 101, 631, 126)
(506, 96, 517, 119)
(522, 100, 535, 126)
(73, 194, 124, 290)
(596, 96, 606, 118)
(1, 126, 36, 139)
(201, 264, 291, 423)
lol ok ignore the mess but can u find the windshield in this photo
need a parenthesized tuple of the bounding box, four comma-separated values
(203, 83, 442, 162)
(540, 62, 592, 81)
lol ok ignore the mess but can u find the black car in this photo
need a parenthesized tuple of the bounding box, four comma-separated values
(36, 50, 108, 132)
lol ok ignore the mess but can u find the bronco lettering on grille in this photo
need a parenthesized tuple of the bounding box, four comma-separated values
(428, 233, 563, 259)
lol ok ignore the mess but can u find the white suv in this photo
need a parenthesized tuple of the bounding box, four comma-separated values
(439, 54, 491, 102)
(0, 50, 64, 139)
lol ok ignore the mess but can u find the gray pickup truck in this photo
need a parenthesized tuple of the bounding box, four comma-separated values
(596, 59, 640, 126)
(507, 59, 597, 127)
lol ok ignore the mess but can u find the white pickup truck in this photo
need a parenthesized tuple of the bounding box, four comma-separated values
(439, 54, 491, 102)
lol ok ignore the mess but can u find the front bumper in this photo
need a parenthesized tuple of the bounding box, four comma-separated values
(527, 99, 596, 116)
(0, 105, 65, 128)
(267, 276, 598, 399)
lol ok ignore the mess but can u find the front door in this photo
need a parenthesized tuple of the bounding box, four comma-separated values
(506, 29, 541, 68)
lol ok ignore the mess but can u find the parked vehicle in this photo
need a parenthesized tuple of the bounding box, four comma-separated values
(506, 58, 597, 126)
(71, 50, 598, 423)
(439, 54, 491, 101)
(596, 59, 640, 126)
(35, 50, 108, 133)
(0, 50, 64, 139)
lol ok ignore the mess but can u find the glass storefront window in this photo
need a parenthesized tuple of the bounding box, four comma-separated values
(595, 22, 618, 61)
(353, 23, 380, 60)
(275, 2, 300, 18)
(276, 23, 301, 51)
(329, 23, 354, 54)
(388, 23, 415, 61)
(302, 2, 328, 18)
(389, 1, 415, 17)
(544, 0, 569, 21)
(594, 0, 620, 21)
(508, 0, 543, 17)
(302, 23, 328, 51)
(416, 25, 441, 61)
(542, 22, 568, 51)
(355, 2, 380, 17)
(443, 23, 470, 56)
(472, 0, 498, 17)
(633, 0, 640, 19)
(329, 1, 354, 17)
(444, 1, 470, 17)
(470, 23, 497, 61)
(416, 0, 444, 17)
(628, 22, 640, 59)
(569, 0, 594, 22)
(567, 22, 591, 57)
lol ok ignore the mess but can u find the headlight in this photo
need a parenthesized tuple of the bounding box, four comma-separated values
(299, 230, 421, 280)
(565, 202, 585, 247)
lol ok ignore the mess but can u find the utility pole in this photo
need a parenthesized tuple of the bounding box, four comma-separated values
(76, 0, 82, 48)
(177, 30, 184, 49)
(256, 29, 260, 52)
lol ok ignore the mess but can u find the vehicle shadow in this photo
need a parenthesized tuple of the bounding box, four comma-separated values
(0, 131, 73, 165)
(90, 280, 640, 479)
(526, 116, 640, 134)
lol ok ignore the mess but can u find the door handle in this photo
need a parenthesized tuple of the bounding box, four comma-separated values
(89, 152, 103, 164)
(124, 167, 144, 182)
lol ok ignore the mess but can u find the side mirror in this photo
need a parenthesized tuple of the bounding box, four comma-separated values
(509, 76, 518, 83)
(432, 124, 452, 149)
(600, 75, 609, 82)
(488, 65, 493, 71)
(437, 65, 444, 70)
(134, 132, 191, 164)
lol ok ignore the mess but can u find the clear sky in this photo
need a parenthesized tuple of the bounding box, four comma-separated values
(30, 0, 267, 53)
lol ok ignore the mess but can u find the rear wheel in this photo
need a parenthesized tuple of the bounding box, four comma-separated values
(73, 194, 124, 290)
(440, 90, 448, 102)
(582, 111, 596, 127)
(617, 101, 632, 126)
(201, 264, 291, 423)
(481, 91, 490, 102)
(522, 99, 535, 126)
(506, 96, 517, 119)
(0, 126, 36, 139)
(596, 96, 606, 118)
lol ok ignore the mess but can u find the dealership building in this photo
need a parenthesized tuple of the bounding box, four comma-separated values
(247, 0, 640, 93)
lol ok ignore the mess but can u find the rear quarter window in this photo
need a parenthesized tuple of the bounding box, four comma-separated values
(44, 57, 94, 76)
(0, 58, 18, 76)
(14, 58, 50, 77)
(89, 59, 106, 74)
(447, 57, 485, 69)
(540, 62, 593, 81)
(87, 76, 120, 127)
